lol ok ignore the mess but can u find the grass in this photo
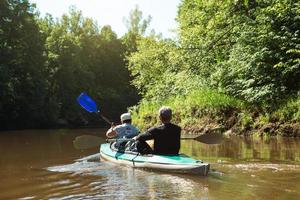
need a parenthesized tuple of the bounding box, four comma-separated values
(272, 94, 300, 122)
(130, 88, 245, 131)
(130, 89, 300, 136)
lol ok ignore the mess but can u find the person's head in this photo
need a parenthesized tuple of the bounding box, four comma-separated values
(120, 112, 132, 124)
(159, 106, 172, 123)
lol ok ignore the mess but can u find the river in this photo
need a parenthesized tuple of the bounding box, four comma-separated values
(0, 129, 299, 200)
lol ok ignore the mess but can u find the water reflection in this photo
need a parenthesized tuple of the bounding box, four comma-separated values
(47, 160, 210, 200)
(0, 129, 300, 200)
(181, 136, 300, 163)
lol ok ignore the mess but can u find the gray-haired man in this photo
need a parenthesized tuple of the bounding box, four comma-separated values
(135, 106, 181, 155)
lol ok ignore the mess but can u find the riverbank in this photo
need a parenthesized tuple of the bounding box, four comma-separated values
(130, 89, 300, 137)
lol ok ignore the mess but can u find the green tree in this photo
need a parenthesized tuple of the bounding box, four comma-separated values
(127, 36, 200, 100)
(42, 7, 140, 124)
(0, 0, 47, 129)
(220, 0, 300, 104)
(128, 0, 300, 107)
(177, 0, 300, 104)
(122, 5, 152, 53)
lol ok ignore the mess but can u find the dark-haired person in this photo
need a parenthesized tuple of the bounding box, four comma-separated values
(134, 106, 181, 155)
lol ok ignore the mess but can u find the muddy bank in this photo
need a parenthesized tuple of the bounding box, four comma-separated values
(181, 113, 300, 137)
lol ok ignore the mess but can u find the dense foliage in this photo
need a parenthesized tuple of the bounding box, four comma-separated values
(0, 0, 140, 129)
(39, 7, 139, 127)
(129, 0, 300, 105)
(1, 0, 299, 134)
(130, 89, 245, 131)
(127, 0, 300, 134)
(0, 0, 47, 129)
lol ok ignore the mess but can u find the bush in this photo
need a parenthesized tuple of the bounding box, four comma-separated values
(130, 89, 245, 130)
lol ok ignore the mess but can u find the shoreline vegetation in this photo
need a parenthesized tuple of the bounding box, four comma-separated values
(127, 0, 300, 138)
(131, 89, 300, 137)
(1, 0, 299, 137)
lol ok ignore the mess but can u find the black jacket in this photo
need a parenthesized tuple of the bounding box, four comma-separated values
(136, 123, 181, 155)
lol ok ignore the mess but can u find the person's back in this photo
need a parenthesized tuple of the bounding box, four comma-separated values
(106, 113, 139, 138)
(113, 123, 139, 139)
(147, 123, 181, 155)
(135, 106, 181, 155)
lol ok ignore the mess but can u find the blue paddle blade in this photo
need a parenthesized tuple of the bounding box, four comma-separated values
(77, 92, 99, 113)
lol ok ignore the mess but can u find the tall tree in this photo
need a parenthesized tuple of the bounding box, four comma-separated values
(213, 0, 300, 104)
(177, 0, 300, 104)
(42, 7, 140, 125)
(127, 0, 300, 107)
(122, 5, 152, 53)
(0, 0, 47, 129)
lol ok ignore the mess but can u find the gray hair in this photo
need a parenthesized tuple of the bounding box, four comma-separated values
(159, 106, 172, 121)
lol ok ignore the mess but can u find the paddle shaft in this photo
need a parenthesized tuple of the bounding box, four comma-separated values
(106, 138, 134, 143)
(97, 111, 112, 125)
(74, 131, 223, 150)
(77, 93, 222, 144)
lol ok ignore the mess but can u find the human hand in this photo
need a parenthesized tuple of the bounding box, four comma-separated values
(132, 136, 138, 141)
(110, 122, 116, 128)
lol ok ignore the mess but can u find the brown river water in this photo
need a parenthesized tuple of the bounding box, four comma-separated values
(0, 129, 299, 200)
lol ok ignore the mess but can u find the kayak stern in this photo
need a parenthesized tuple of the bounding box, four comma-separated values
(100, 143, 210, 176)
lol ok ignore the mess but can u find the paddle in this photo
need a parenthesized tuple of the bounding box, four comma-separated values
(73, 135, 104, 150)
(77, 92, 112, 125)
(181, 131, 224, 144)
(74, 92, 224, 150)
(73, 132, 223, 150)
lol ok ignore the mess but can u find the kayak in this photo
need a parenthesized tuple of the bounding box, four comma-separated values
(99, 143, 210, 176)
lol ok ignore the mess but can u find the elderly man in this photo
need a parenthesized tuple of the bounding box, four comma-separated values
(106, 112, 140, 139)
(106, 112, 140, 150)
(135, 106, 181, 155)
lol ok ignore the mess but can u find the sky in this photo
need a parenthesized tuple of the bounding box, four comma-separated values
(29, 0, 181, 38)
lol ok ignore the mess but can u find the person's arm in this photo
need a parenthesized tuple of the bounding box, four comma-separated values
(135, 127, 156, 141)
(106, 124, 119, 138)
